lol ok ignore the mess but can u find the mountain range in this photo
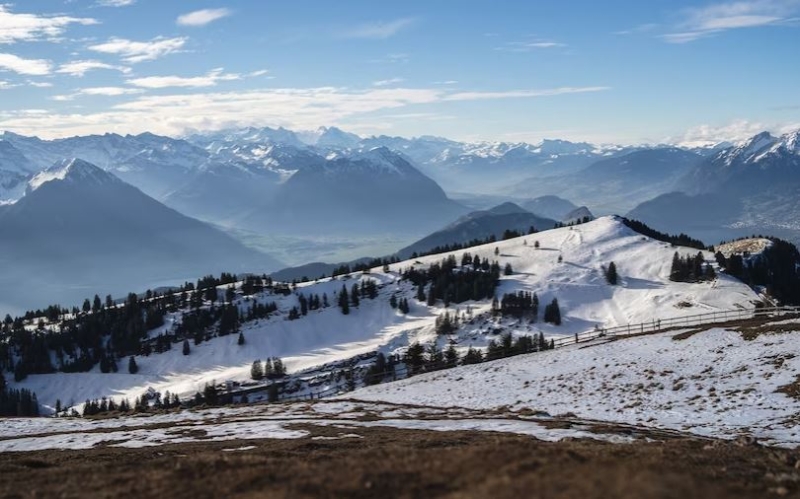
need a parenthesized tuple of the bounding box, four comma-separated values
(1, 124, 800, 313)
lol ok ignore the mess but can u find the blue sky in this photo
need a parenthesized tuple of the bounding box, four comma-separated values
(0, 0, 798, 144)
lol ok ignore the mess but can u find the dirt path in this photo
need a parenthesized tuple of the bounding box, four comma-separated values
(1, 424, 798, 499)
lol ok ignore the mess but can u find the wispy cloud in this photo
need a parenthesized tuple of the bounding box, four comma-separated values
(56, 60, 131, 77)
(495, 40, 567, 52)
(0, 53, 51, 75)
(96, 0, 136, 6)
(177, 8, 232, 27)
(663, 0, 800, 43)
(368, 53, 410, 64)
(0, 5, 97, 44)
(0, 84, 610, 138)
(88, 37, 187, 63)
(443, 86, 609, 101)
(343, 18, 416, 39)
(53, 86, 143, 101)
(613, 23, 659, 35)
(128, 69, 241, 88)
(373, 77, 405, 87)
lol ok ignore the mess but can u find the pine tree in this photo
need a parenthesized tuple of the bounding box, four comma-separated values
(426, 343, 444, 370)
(338, 285, 350, 315)
(389, 294, 398, 309)
(504, 263, 513, 275)
(182, 339, 191, 355)
(237, 332, 245, 345)
(404, 342, 426, 375)
(444, 344, 459, 366)
(250, 360, 264, 380)
(606, 261, 618, 285)
(350, 283, 360, 307)
(128, 356, 139, 374)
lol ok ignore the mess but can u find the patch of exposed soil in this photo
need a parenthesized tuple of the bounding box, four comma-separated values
(1, 425, 799, 499)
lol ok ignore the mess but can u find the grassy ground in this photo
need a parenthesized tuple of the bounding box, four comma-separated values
(2, 423, 799, 499)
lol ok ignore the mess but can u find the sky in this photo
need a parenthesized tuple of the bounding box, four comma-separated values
(0, 0, 798, 145)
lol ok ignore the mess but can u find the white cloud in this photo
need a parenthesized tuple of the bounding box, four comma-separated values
(128, 69, 241, 88)
(0, 80, 16, 89)
(613, 23, 659, 35)
(177, 8, 232, 27)
(443, 86, 610, 101)
(0, 53, 51, 75)
(664, 0, 800, 42)
(675, 119, 800, 146)
(373, 77, 405, 87)
(88, 37, 187, 63)
(27, 81, 53, 88)
(248, 69, 269, 77)
(496, 40, 566, 52)
(96, 0, 136, 6)
(56, 60, 131, 77)
(53, 86, 143, 101)
(0, 5, 97, 44)
(0, 85, 609, 138)
(343, 18, 415, 39)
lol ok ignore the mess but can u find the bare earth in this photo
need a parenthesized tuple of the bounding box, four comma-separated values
(2, 423, 799, 499)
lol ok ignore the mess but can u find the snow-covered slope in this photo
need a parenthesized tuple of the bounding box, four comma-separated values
(10, 217, 759, 414)
(348, 320, 800, 447)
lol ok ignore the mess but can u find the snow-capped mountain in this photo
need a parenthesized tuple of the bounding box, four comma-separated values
(0, 159, 281, 314)
(251, 147, 467, 235)
(304, 126, 361, 149)
(628, 130, 800, 246)
(680, 130, 800, 194)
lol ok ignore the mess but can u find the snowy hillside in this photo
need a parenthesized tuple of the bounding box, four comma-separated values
(9, 216, 759, 415)
(349, 318, 800, 447)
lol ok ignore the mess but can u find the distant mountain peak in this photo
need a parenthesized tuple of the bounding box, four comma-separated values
(28, 158, 119, 192)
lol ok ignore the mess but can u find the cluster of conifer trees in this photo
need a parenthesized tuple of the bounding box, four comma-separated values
(336, 280, 380, 314)
(714, 237, 800, 305)
(0, 372, 39, 416)
(0, 272, 277, 383)
(669, 252, 716, 283)
(250, 357, 287, 380)
(622, 218, 706, 250)
(402, 254, 501, 307)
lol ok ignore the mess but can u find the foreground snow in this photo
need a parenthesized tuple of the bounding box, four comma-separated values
(0, 401, 634, 452)
(349, 321, 800, 447)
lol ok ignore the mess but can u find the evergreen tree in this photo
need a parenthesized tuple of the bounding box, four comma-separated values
(237, 332, 245, 345)
(544, 298, 562, 325)
(128, 356, 139, 374)
(462, 347, 484, 365)
(404, 342, 426, 375)
(605, 261, 618, 285)
(389, 294, 398, 309)
(182, 339, 191, 355)
(444, 344, 459, 366)
(338, 285, 350, 315)
(250, 360, 264, 380)
(350, 283, 360, 307)
(504, 263, 513, 275)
